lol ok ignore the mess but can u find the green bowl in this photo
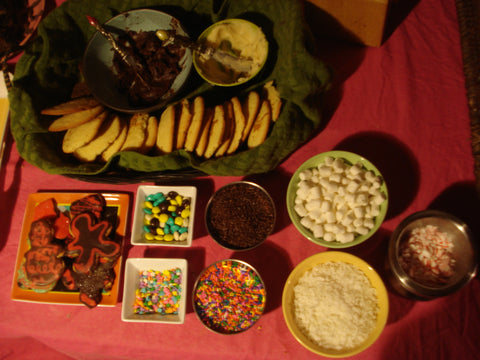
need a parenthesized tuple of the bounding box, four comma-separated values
(193, 18, 268, 86)
(286, 151, 389, 248)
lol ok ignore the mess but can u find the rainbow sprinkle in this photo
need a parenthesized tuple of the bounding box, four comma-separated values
(194, 260, 266, 334)
(134, 268, 182, 315)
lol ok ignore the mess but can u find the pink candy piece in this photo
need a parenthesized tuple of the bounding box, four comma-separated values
(399, 225, 456, 286)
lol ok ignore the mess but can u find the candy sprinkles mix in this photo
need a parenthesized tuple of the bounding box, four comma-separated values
(399, 225, 456, 286)
(142, 192, 191, 242)
(134, 268, 182, 315)
(194, 260, 266, 334)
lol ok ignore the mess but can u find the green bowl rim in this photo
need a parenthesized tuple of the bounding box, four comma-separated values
(286, 151, 389, 248)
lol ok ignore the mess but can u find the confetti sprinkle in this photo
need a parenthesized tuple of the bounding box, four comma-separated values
(134, 268, 182, 315)
(193, 260, 266, 334)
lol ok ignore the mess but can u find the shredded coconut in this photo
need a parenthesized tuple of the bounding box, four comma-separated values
(293, 261, 378, 351)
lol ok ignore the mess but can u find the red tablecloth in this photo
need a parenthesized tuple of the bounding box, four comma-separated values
(1, 0, 479, 359)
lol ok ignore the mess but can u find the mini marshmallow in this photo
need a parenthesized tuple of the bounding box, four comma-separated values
(305, 199, 322, 212)
(324, 223, 334, 232)
(355, 226, 369, 235)
(325, 211, 336, 223)
(355, 193, 368, 206)
(370, 204, 380, 217)
(296, 187, 309, 201)
(333, 158, 346, 173)
(307, 208, 323, 222)
(341, 213, 355, 226)
(373, 193, 387, 205)
(319, 178, 330, 188)
(346, 180, 360, 194)
(307, 186, 322, 200)
(299, 169, 313, 181)
(364, 170, 376, 182)
(294, 204, 308, 217)
(337, 232, 355, 243)
(300, 217, 314, 230)
(318, 165, 333, 177)
(349, 163, 363, 176)
(353, 218, 363, 227)
(359, 183, 370, 192)
(311, 224, 324, 238)
(364, 218, 375, 229)
(344, 193, 355, 204)
(329, 173, 342, 183)
(323, 232, 335, 242)
(324, 156, 335, 166)
(353, 206, 365, 219)
(320, 200, 332, 212)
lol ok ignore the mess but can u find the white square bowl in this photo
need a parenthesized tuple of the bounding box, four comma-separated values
(131, 185, 196, 247)
(121, 258, 188, 324)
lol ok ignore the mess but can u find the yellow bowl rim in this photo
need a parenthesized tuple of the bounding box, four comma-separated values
(282, 251, 389, 358)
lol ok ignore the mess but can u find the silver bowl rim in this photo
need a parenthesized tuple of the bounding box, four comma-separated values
(388, 209, 478, 298)
(191, 258, 267, 334)
(204, 181, 276, 251)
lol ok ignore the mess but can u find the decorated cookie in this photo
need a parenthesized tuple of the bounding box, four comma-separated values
(28, 219, 55, 248)
(70, 194, 106, 220)
(67, 212, 121, 274)
(75, 262, 116, 308)
(18, 244, 65, 293)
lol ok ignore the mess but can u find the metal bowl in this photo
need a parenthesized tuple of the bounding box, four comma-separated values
(82, 9, 192, 113)
(387, 210, 477, 300)
(192, 259, 266, 334)
(205, 181, 276, 251)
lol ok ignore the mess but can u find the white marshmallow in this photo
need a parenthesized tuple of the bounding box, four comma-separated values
(311, 224, 324, 238)
(299, 169, 313, 181)
(294, 204, 308, 217)
(305, 199, 322, 212)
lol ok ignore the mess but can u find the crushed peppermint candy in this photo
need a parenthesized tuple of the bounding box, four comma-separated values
(399, 225, 456, 286)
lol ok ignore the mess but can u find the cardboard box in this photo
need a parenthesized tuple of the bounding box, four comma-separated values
(307, 0, 390, 47)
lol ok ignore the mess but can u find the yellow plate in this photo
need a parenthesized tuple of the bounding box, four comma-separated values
(11, 192, 130, 306)
(282, 251, 389, 358)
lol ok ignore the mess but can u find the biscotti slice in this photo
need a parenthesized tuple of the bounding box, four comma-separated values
(156, 105, 175, 154)
(195, 108, 214, 157)
(226, 96, 246, 155)
(263, 80, 282, 121)
(74, 114, 122, 162)
(62, 111, 108, 153)
(247, 99, 271, 149)
(100, 119, 128, 162)
(176, 99, 192, 149)
(48, 105, 105, 132)
(204, 105, 225, 159)
(184, 96, 205, 152)
(241, 91, 260, 142)
(139, 116, 158, 154)
(41, 96, 100, 116)
(120, 112, 149, 152)
(215, 101, 235, 157)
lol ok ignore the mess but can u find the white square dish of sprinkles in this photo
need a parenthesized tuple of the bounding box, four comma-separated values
(131, 185, 197, 247)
